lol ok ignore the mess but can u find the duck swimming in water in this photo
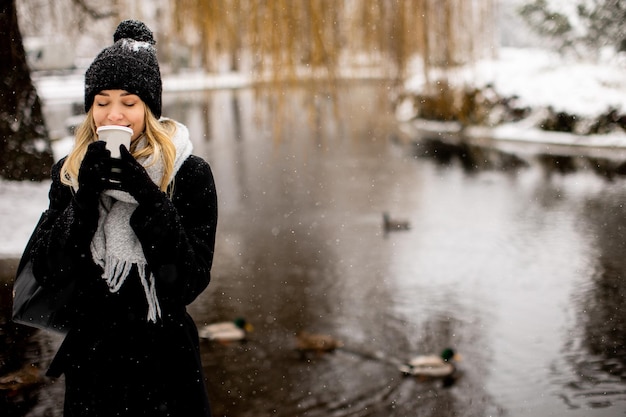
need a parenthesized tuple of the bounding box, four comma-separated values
(198, 318, 253, 343)
(398, 348, 459, 378)
(383, 212, 411, 232)
(295, 331, 344, 358)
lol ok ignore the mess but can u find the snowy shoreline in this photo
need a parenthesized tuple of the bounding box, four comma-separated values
(400, 118, 626, 158)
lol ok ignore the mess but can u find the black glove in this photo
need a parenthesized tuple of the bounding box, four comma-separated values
(74, 141, 111, 210)
(118, 145, 164, 206)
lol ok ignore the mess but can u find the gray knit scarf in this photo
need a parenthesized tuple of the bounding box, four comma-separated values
(88, 120, 192, 323)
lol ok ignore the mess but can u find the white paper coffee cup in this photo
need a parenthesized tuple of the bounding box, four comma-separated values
(96, 126, 133, 158)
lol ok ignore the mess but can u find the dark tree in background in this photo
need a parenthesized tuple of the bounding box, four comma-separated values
(0, 0, 53, 181)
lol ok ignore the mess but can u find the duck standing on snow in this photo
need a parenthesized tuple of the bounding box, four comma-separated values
(398, 348, 460, 378)
(198, 318, 253, 343)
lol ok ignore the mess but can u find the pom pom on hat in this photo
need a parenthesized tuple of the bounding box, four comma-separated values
(84, 20, 162, 118)
(113, 20, 156, 44)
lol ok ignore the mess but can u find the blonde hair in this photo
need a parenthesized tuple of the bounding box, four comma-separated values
(61, 107, 177, 193)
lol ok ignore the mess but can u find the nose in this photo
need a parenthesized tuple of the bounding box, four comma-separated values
(107, 104, 125, 123)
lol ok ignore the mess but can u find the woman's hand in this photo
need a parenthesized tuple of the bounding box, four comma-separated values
(118, 145, 164, 206)
(74, 141, 111, 210)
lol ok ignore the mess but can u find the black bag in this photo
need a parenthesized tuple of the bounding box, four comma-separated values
(12, 212, 74, 334)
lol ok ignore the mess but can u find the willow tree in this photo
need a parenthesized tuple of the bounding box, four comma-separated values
(170, 0, 496, 91)
(0, 0, 54, 181)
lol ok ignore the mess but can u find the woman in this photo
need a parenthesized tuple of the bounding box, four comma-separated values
(30, 20, 217, 416)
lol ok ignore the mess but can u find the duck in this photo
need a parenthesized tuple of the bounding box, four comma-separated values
(383, 212, 410, 232)
(295, 331, 344, 358)
(398, 348, 460, 378)
(198, 318, 253, 343)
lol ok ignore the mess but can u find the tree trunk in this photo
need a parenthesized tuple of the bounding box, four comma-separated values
(0, 0, 54, 181)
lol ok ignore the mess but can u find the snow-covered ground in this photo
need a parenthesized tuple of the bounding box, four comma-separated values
(471, 48, 626, 117)
(398, 47, 626, 135)
(2, 47, 626, 258)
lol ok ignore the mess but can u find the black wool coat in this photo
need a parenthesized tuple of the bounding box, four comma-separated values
(30, 153, 217, 417)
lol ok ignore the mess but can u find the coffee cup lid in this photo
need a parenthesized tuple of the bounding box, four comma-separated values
(96, 125, 133, 135)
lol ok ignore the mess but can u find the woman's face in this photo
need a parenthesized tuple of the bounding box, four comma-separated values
(92, 89, 146, 141)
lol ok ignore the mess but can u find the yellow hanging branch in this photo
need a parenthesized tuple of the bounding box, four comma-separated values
(169, 0, 495, 85)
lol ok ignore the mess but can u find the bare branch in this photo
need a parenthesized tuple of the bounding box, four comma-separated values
(70, 0, 115, 20)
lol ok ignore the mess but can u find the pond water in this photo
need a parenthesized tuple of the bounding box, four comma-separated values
(2, 83, 626, 416)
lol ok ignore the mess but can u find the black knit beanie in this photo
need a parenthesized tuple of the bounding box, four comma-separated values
(84, 20, 162, 118)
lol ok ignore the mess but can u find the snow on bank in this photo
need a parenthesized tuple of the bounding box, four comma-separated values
(475, 48, 626, 117)
(399, 47, 626, 151)
(404, 47, 626, 118)
(0, 138, 83, 258)
(0, 179, 50, 257)
(34, 70, 252, 105)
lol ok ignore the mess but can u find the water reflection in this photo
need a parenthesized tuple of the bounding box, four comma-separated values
(3, 84, 626, 416)
(564, 194, 626, 410)
(174, 85, 499, 416)
(0, 284, 38, 416)
(0, 283, 64, 417)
